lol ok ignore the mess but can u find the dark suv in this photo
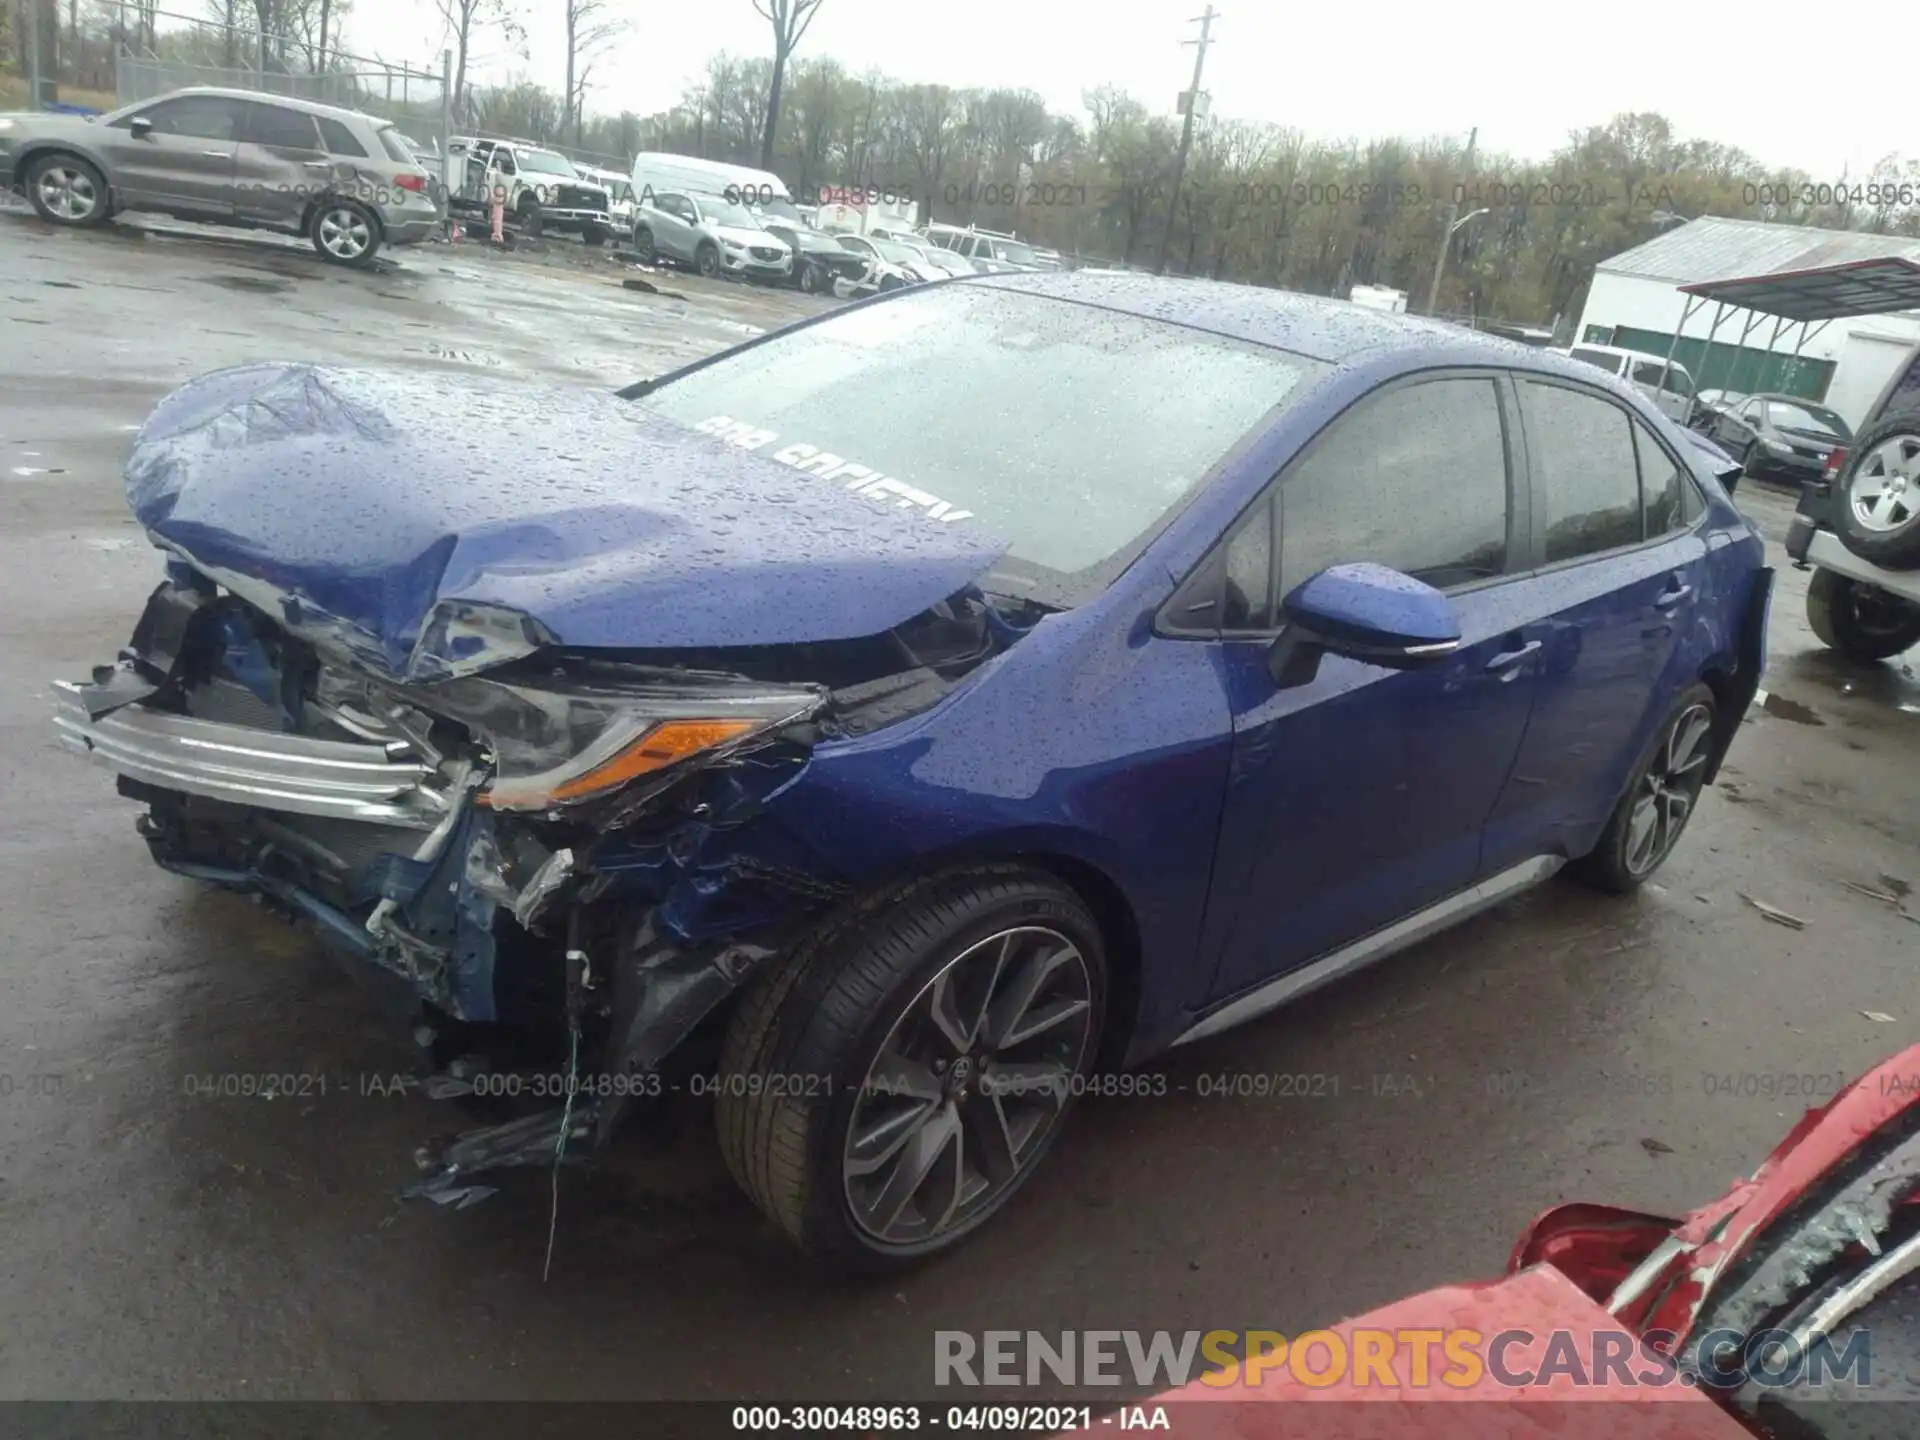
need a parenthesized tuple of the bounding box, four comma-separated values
(1784, 346, 1920, 659)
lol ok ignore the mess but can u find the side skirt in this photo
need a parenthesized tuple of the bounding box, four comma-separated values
(1171, 855, 1565, 1048)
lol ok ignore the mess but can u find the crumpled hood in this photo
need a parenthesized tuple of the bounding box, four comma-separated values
(125, 363, 1007, 680)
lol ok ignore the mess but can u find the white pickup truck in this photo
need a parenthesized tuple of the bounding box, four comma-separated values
(1784, 345, 1920, 660)
(442, 136, 613, 244)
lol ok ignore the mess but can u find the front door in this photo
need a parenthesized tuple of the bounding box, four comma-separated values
(1203, 373, 1543, 1000)
(98, 94, 244, 215)
(1480, 378, 1709, 867)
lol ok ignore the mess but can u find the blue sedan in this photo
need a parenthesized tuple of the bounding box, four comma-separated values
(54, 272, 1772, 1271)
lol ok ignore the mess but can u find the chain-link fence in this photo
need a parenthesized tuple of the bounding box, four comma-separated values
(109, 7, 449, 154)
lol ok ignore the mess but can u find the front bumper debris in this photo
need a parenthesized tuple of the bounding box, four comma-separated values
(52, 680, 447, 827)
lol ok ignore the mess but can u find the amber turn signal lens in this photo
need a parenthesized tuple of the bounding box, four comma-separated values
(478, 718, 759, 809)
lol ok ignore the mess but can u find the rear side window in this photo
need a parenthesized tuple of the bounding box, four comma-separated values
(1636, 421, 1691, 534)
(1278, 377, 1512, 593)
(245, 102, 321, 150)
(316, 116, 368, 158)
(377, 128, 417, 164)
(1523, 382, 1643, 562)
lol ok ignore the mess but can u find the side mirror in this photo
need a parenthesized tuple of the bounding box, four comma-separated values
(129, 115, 153, 140)
(1266, 562, 1462, 689)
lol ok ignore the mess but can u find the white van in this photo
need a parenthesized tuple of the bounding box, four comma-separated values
(628, 153, 806, 228)
(1563, 343, 1696, 424)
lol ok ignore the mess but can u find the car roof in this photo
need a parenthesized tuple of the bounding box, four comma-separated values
(147, 85, 385, 127)
(969, 271, 1564, 367)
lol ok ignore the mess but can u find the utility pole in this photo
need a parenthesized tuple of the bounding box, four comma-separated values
(1154, 4, 1217, 277)
(1424, 125, 1477, 316)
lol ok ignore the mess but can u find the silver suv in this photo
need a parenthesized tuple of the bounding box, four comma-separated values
(0, 86, 446, 266)
(631, 189, 791, 281)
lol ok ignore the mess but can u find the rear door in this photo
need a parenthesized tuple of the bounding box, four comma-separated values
(99, 94, 245, 214)
(1480, 378, 1709, 868)
(1201, 372, 1541, 1000)
(231, 100, 327, 228)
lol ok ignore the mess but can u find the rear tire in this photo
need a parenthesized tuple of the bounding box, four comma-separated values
(1806, 568, 1920, 661)
(25, 152, 109, 227)
(308, 198, 381, 266)
(1833, 412, 1920, 568)
(1574, 683, 1717, 894)
(715, 867, 1106, 1274)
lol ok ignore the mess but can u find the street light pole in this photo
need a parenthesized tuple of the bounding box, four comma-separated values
(1424, 125, 1478, 316)
(1154, 5, 1218, 277)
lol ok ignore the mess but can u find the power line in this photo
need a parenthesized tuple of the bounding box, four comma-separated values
(1154, 4, 1217, 277)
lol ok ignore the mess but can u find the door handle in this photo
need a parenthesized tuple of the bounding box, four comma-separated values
(1485, 640, 1541, 675)
(202, 149, 229, 158)
(1654, 583, 1693, 610)
(302, 160, 333, 171)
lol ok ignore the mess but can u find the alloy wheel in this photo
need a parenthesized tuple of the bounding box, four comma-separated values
(35, 164, 99, 222)
(1624, 703, 1713, 876)
(843, 925, 1095, 1250)
(1849, 435, 1920, 533)
(316, 206, 371, 260)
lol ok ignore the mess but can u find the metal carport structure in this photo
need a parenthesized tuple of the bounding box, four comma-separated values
(1649, 254, 1920, 410)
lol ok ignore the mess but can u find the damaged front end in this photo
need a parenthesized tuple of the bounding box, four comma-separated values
(55, 564, 1016, 1197)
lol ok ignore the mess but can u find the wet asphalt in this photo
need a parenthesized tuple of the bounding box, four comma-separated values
(1, 205, 1916, 1402)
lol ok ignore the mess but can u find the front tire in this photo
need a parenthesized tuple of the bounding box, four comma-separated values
(1806, 568, 1920, 661)
(1574, 683, 1717, 894)
(26, 152, 109, 226)
(631, 226, 656, 264)
(716, 867, 1107, 1273)
(798, 259, 824, 294)
(695, 241, 720, 278)
(309, 198, 381, 266)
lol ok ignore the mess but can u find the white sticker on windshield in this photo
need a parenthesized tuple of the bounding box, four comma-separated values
(697, 419, 974, 523)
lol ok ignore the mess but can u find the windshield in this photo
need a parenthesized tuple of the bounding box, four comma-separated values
(635, 285, 1327, 605)
(995, 240, 1041, 265)
(696, 195, 764, 228)
(873, 240, 929, 266)
(756, 197, 805, 224)
(518, 149, 577, 176)
(1764, 400, 1849, 438)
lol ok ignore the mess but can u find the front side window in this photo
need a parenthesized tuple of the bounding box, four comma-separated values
(123, 95, 245, 140)
(1278, 377, 1512, 594)
(1523, 382, 1643, 563)
(517, 149, 577, 176)
(637, 286, 1328, 606)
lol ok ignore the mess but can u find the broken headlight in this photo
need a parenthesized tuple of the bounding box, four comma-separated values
(421, 673, 823, 812)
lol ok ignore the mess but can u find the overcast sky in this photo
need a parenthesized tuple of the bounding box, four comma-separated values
(332, 0, 1903, 179)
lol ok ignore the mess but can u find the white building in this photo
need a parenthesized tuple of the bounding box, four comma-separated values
(1575, 217, 1920, 429)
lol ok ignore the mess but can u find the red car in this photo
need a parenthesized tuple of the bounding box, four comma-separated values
(1133, 1045, 1920, 1439)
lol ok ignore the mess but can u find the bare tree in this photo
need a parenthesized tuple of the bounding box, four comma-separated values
(436, 0, 519, 122)
(563, 0, 625, 147)
(750, 0, 822, 170)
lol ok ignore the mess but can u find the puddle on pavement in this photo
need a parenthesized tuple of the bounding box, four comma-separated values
(1760, 691, 1825, 726)
(205, 274, 295, 295)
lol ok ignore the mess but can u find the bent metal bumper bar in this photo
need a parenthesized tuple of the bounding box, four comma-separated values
(51, 680, 447, 828)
